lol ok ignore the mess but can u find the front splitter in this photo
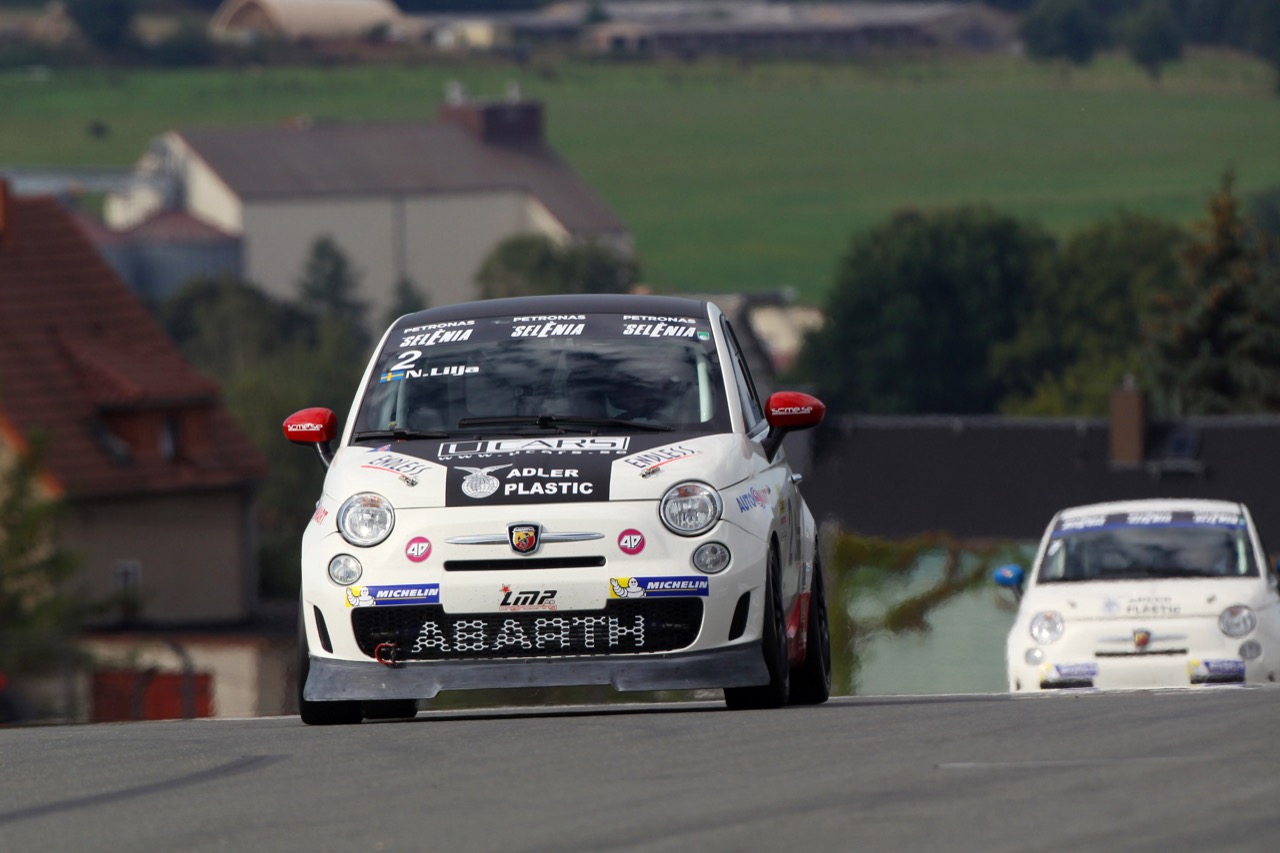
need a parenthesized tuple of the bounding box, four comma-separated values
(305, 643, 769, 701)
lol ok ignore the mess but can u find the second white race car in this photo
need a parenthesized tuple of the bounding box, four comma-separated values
(996, 498, 1280, 691)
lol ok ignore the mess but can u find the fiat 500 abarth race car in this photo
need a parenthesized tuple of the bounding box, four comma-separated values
(283, 294, 831, 724)
(995, 498, 1280, 691)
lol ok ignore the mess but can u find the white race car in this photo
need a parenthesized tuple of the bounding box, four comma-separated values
(996, 498, 1280, 691)
(283, 294, 831, 724)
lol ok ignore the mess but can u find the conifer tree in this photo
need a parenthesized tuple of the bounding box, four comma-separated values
(0, 438, 82, 678)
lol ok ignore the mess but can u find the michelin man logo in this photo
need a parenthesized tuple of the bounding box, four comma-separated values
(346, 587, 374, 607)
(610, 578, 646, 598)
(458, 464, 512, 499)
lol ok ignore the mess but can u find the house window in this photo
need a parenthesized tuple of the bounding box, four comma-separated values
(112, 560, 142, 594)
(159, 416, 178, 460)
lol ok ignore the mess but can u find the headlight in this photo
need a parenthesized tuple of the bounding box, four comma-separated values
(660, 481, 722, 536)
(1029, 611, 1064, 645)
(328, 554, 363, 585)
(692, 542, 731, 574)
(337, 492, 394, 547)
(1219, 605, 1257, 638)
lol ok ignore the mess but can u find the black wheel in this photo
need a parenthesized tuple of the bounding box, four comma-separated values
(788, 552, 831, 705)
(724, 547, 790, 710)
(297, 602, 363, 726)
(361, 700, 419, 720)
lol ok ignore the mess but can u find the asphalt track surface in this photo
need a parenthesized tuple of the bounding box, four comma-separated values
(2, 688, 1277, 853)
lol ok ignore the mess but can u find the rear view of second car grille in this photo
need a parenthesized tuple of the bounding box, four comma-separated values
(352, 599, 703, 660)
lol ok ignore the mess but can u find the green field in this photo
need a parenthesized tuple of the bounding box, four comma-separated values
(2, 52, 1278, 303)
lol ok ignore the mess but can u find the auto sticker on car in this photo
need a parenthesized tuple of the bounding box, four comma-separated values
(609, 576, 710, 598)
(621, 314, 702, 338)
(1053, 510, 1246, 537)
(499, 585, 558, 611)
(734, 486, 771, 512)
(618, 529, 645, 555)
(509, 315, 586, 337)
(620, 443, 701, 477)
(345, 584, 441, 607)
(361, 448, 432, 480)
(405, 537, 432, 562)
(438, 437, 632, 459)
(448, 463, 603, 504)
(397, 320, 475, 348)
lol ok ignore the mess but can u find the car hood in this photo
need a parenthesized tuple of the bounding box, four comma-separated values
(1022, 578, 1268, 620)
(321, 432, 755, 509)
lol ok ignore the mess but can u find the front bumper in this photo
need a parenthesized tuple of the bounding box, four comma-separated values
(301, 503, 774, 700)
(304, 641, 769, 701)
(1007, 621, 1263, 691)
(1021, 656, 1247, 691)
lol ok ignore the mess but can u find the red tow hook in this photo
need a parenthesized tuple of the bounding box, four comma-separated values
(374, 642, 403, 667)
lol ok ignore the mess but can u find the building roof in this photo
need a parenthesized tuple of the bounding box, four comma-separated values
(210, 0, 405, 41)
(0, 185, 267, 499)
(173, 109, 627, 238)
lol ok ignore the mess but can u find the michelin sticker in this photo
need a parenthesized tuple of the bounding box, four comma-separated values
(345, 584, 441, 607)
(609, 576, 710, 598)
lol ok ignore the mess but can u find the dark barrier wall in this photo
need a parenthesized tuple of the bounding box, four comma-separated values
(803, 415, 1280, 545)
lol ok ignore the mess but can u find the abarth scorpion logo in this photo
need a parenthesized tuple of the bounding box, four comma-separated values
(509, 523, 541, 554)
(458, 464, 512, 499)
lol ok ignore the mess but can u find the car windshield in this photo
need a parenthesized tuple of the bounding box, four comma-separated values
(1037, 510, 1259, 582)
(354, 311, 731, 436)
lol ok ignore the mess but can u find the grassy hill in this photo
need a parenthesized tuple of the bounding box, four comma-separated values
(2, 51, 1278, 303)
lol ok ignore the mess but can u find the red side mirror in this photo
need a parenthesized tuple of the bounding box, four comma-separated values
(283, 408, 338, 445)
(765, 391, 825, 431)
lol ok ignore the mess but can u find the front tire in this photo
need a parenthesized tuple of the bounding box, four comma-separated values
(297, 603, 363, 726)
(724, 548, 790, 710)
(788, 552, 831, 705)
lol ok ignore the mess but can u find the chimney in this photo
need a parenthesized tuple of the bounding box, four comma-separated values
(1109, 376, 1146, 467)
(439, 97, 544, 146)
(0, 178, 11, 246)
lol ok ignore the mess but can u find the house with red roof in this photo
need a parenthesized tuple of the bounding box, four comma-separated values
(0, 180, 286, 721)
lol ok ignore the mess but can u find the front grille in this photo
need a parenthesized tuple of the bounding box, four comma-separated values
(443, 556, 607, 571)
(1095, 649, 1188, 658)
(351, 599, 703, 660)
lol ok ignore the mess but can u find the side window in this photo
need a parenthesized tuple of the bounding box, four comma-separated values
(722, 320, 765, 433)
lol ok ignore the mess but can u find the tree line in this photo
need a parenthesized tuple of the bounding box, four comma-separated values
(794, 173, 1280, 418)
(1013, 0, 1280, 84)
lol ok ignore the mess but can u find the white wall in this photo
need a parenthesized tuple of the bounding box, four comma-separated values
(242, 188, 552, 321)
(64, 490, 254, 625)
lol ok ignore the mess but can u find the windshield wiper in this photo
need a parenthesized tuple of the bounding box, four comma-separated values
(351, 428, 450, 441)
(456, 415, 672, 432)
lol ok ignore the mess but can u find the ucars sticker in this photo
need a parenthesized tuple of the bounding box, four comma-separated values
(439, 437, 631, 459)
